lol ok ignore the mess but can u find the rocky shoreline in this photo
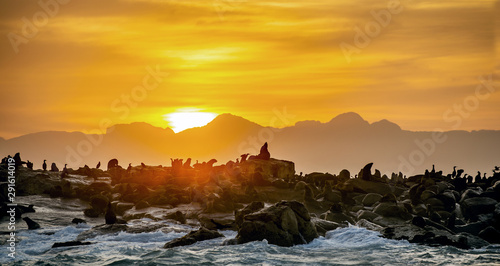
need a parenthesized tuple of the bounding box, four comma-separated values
(1, 149, 499, 250)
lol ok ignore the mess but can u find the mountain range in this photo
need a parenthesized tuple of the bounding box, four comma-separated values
(1, 112, 499, 176)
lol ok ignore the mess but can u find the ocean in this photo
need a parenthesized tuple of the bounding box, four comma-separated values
(2, 195, 500, 265)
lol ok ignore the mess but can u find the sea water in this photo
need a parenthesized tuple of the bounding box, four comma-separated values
(2, 196, 500, 265)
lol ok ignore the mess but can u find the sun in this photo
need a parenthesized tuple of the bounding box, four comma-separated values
(163, 109, 218, 133)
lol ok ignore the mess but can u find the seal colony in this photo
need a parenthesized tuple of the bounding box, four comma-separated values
(1, 144, 499, 249)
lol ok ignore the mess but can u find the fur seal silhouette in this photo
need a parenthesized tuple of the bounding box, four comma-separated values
(96, 161, 101, 169)
(43, 160, 47, 171)
(105, 202, 117, 224)
(51, 163, 59, 172)
(27, 160, 33, 170)
(183, 158, 192, 168)
(360, 163, 373, 181)
(107, 159, 119, 170)
(240, 153, 249, 163)
(249, 143, 271, 160)
(23, 217, 41, 230)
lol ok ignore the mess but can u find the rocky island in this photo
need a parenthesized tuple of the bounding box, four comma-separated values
(1, 144, 500, 251)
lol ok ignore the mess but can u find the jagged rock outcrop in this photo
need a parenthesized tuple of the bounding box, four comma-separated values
(235, 200, 318, 247)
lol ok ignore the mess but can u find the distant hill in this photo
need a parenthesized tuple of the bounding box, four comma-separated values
(1, 112, 499, 176)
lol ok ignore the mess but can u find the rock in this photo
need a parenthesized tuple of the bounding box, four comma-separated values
(454, 221, 490, 236)
(412, 216, 426, 228)
(380, 193, 397, 203)
(356, 210, 380, 222)
(23, 217, 40, 230)
(425, 198, 445, 211)
(373, 202, 411, 220)
(89, 194, 109, 214)
(198, 213, 236, 231)
(324, 189, 342, 203)
(311, 217, 343, 236)
(460, 188, 483, 203)
(321, 211, 355, 225)
(420, 190, 436, 201)
(356, 219, 384, 232)
(84, 208, 100, 218)
(272, 179, 289, 189)
(72, 218, 86, 224)
(240, 158, 295, 180)
(163, 227, 224, 248)
(235, 201, 264, 227)
(115, 202, 135, 216)
(52, 241, 92, 248)
(478, 226, 500, 244)
(382, 223, 488, 249)
(436, 191, 456, 212)
(165, 211, 186, 224)
(362, 193, 383, 206)
(135, 200, 150, 210)
(345, 179, 405, 196)
(461, 197, 498, 221)
(76, 224, 128, 241)
(236, 200, 318, 247)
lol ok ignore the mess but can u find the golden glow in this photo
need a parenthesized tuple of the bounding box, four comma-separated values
(0, 0, 497, 139)
(163, 109, 218, 133)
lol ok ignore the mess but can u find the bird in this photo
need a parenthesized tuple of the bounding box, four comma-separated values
(42, 160, 47, 171)
(451, 166, 457, 178)
(431, 164, 435, 175)
(61, 164, 68, 178)
(96, 161, 101, 169)
(127, 163, 132, 172)
(456, 169, 464, 179)
(495, 166, 500, 172)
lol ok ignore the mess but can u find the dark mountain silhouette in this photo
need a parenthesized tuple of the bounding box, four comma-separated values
(1, 112, 499, 176)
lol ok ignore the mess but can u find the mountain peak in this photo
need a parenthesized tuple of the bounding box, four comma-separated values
(371, 119, 401, 131)
(327, 112, 369, 128)
(207, 113, 261, 128)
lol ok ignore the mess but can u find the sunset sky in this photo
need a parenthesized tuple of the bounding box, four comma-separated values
(0, 0, 498, 139)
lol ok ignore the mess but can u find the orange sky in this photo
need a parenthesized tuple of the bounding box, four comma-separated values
(0, 0, 498, 139)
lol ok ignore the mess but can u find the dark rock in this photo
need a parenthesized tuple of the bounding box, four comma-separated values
(412, 216, 426, 228)
(72, 218, 86, 224)
(236, 200, 318, 247)
(311, 217, 343, 236)
(165, 211, 186, 224)
(23, 217, 40, 230)
(76, 224, 128, 241)
(346, 179, 405, 196)
(373, 202, 411, 220)
(163, 227, 224, 248)
(356, 210, 380, 222)
(478, 226, 500, 244)
(52, 241, 92, 248)
(115, 202, 135, 216)
(461, 197, 497, 221)
(362, 193, 383, 206)
(235, 201, 264, 227)
(84, 208, 100, 218)
(321, 211, 355, 225)
(135, 200, 150, 210)
(380, 193, 397, 203)
(356, 219, 384, 232)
